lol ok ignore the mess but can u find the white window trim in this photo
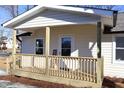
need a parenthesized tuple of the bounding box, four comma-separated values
(35, 38, 44, 55)
(112, 34, 124, 64)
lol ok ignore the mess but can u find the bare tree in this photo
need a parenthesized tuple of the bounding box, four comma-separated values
(26, 5, 37, 11)
(0, 5, 18, 17)
(0, 5, 35, 17)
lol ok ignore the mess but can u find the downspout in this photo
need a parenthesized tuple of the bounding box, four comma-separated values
(113, 11, 118, 27)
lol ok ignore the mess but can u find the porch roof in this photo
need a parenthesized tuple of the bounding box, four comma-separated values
(2, 6, 115, 29)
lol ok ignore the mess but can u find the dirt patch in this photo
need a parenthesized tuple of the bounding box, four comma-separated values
(102, 76, 124, 88)
(0, 75, 124, 88)
(0, 75, 74, 88)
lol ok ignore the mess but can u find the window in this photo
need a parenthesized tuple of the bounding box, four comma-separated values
(115, 37, 124, 61)
(35, 39, 44, 54)
(61, 37, 71, 56)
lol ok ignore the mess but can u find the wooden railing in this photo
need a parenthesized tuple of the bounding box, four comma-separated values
(15, 54, 46, 74)
(14, 54, 103, 86)
(48, 56, 98, 83)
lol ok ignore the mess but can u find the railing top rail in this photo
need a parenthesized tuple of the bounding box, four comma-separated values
(16, 53, 97, 60)
(16, 53, 46, 57)
(48, 55, 97, 60)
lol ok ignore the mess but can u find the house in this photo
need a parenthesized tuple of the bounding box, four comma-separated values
(2, 5, 119, 87)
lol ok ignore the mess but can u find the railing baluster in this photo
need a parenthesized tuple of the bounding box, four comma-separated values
(89, 59, 91, 82)
(71, 58, 72, 79)
(52, 56, 53, 76)
(77, 58, 79, 80)
(64, 57, 66, 78)
(54, 56, 55, 76)
(84, 59, 86, 81)
(92, 59, 94, 82)
(74, 58, 77, 80)
(57, 57, 59, 77)
(90, 59, 92, 82)
(58, 57, 60, 77)
(80, 58, 82, 80)
(69, 58, 71, 79)
(94, 59, 96, 83)
(86, 59, 89, 81)
(67, 58, 69, 78)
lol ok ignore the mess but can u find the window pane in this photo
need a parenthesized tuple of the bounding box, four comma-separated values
(61, 49, 71, 56)
(36, 39, 43, 47)
(62, 37, 71, 48)
(116, 49, 124, 60)
(36, 48, 43, 54)
(116, 37, 124, 48)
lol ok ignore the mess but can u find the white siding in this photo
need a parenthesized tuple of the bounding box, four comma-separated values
(21, 30, 45, 54)
(15, 9, 100, 29)
(21, 36, 35, 54)
(21, 25, 97, 57)
(103, 34, 124, 78)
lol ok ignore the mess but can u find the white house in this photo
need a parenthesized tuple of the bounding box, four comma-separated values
(2, 5, 122, 87)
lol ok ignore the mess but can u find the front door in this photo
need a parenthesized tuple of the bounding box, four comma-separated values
(60, 36, 72, 56)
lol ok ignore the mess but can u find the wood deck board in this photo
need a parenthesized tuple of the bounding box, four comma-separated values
(15, 67, 97, 83)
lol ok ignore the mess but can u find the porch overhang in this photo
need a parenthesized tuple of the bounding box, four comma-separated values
(2, 5, 116, 29)
(15, 22, 98, 31)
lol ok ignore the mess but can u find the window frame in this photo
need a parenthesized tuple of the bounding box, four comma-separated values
(61, 37, 72, 56)
(113, 34, 124, 64)
(58, 35, 75, 57)
(35, 38, 44, 55)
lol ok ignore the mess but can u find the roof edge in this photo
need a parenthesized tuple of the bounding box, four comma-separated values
(2, 5, 116, 28)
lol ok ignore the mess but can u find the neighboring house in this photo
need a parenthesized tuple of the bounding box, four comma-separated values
(2, 6, 120, 87)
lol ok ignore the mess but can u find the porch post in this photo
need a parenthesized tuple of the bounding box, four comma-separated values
(13, 29, 17, 70)
(97, 21, 102, 58)
(45, 27, 50, 75)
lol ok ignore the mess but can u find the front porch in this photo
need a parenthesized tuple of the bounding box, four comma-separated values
(12, 54, 103, 87)
(11, 23, 104, 87)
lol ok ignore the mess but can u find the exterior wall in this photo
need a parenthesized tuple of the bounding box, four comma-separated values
(103, 34, 124, 78)
(15, 9, 100, 29)
(50, 25, 97, 57)
(21, 24, 124, 78)
(102, 33, 124, 78)
(21, 29, 45, 54)
(21, 25, 97, 58)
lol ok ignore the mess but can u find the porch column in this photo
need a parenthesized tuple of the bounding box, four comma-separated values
(13, 29, 17, 69)
(45, 27, 50, 75)
(97, 21, 102, 58)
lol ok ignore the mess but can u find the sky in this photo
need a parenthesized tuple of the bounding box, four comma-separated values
(0, 5, 29, 39)
(0, 5, 124, 39)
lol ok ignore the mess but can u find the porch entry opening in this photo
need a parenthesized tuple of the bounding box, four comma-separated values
(61, 37, 72, 56)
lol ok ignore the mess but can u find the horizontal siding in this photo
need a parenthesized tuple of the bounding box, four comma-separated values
(15, 9, 100, 29)
(102, 34, 124, 78)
